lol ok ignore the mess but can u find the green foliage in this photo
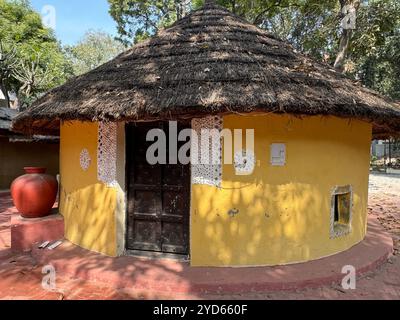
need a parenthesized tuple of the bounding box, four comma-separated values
(0, 0, 72, 108)
(65, 30, 126, 76)
(107, 0, 400, 100)
(108, 0, 192, 44)
(353, 1, 400, 99)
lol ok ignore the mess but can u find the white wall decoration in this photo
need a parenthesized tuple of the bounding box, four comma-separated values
(191, 116, 223, 188)
(79, 148, 91, 171)
(97, 122, 117, 187)
(270, 143, 286, 166)
(234, 149, 256, 175)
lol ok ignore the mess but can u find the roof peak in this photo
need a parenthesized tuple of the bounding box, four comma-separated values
(204, 0, 219, 7)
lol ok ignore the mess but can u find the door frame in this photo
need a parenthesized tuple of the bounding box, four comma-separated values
(124, 121, 192, 261)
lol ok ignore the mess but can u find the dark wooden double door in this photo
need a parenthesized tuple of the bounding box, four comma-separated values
(126, 122, 190, 256)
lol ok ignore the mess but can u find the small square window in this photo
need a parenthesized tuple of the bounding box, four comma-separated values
(330, 185, 352, 238)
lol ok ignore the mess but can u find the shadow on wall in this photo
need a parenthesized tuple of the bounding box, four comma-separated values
(61, 183, 117, 257)
(190, 114, 371, 266)
(191, 180, 368, 266)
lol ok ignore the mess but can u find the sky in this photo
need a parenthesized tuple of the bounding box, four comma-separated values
(31, 0, 119, 45)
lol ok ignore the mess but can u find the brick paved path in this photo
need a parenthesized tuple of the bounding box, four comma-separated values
(0, 174, 399, 300)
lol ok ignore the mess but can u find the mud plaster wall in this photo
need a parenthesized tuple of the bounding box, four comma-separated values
(190, 114, 372, 267)
(60, 121, 117, 256)
(0, 137, 59, 189)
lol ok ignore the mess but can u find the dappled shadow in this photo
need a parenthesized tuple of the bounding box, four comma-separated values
(190, 114, 371, 267)
(0, 193, 15, 258)
(0, 187, 397, 299)
(24, 209, 392, 298)
(61, 183, 117, 256)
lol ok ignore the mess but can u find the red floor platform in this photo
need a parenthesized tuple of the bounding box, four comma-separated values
(31, 216, 393, 294)
(11, 211, 64, 252)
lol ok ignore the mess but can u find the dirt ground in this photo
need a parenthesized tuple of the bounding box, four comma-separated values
(0, 173, 399, 300)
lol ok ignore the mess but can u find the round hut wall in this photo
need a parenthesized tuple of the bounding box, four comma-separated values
(58, 112, 371, 266)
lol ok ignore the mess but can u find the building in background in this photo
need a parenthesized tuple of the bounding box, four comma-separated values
(0, 89, 19, 110)
(0, 107, 59, 190)
(0, 89, 7, 108)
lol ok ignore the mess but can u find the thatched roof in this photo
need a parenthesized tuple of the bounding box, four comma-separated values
(12, 1, 400, 137)
(0, 107, 59, 142)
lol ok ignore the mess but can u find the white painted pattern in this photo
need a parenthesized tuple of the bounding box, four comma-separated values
(79, 148, 91, 171)
(97, 122, 117, 187)
(191, 116, 223, 188)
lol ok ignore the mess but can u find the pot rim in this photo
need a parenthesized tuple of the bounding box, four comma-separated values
(23, 167, 47, 174)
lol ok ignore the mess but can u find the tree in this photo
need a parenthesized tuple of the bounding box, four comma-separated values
(65, 30, 126, 76)
(108, 0, 192, 44)
(356, 28, 400, 100)
(0, 0, 72, 108)
(12, 56, 53, 104)
(333, 0, 360, 71)
(107, 0, 304, 44)
(0, 41, 17, 107)
(107, 0, 399, 81)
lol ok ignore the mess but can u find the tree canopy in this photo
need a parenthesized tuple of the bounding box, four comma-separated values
(0, 0, 72, 108)
(108, 0, 400, 100)
(0, 1, 126, 109)
(65, 30, 126, 76)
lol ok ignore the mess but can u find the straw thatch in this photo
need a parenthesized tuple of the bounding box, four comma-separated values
(12, 1, 400, 137)
(0, 107, 58, 142)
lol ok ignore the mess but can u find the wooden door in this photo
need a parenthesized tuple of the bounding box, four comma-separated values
(126, 122, 190, 255)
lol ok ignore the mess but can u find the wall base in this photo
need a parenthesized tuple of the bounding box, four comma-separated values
(30, 216, 392, 293)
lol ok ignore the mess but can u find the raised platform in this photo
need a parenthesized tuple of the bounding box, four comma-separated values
(31, 216, 393, 294)
(11, 211, 64, 252)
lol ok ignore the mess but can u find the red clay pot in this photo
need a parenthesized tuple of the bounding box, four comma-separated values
(11, 167, 58, 219)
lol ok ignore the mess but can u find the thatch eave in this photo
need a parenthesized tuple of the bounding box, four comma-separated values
(12, 101, 400, 139)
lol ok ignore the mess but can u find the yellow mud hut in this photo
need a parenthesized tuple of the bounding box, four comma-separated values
(13, 1, 400, 267)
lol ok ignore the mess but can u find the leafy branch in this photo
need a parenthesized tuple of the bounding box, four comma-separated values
(0, 41, 18, 107)
(12, 55, 53, 102)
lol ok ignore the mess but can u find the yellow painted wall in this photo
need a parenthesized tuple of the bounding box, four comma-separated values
(191, 115, 372, 266)
(60, 121, 117, 256)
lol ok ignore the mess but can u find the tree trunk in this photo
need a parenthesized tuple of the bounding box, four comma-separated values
(334, 0, 360, 72)
(175, 0, 190, 20)
(334, 29, 352, 72)
(175, 1, 182, 20)
(0, 80, 10, 108)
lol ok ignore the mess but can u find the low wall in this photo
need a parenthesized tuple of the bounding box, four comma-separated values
(0, 137, 59, 189)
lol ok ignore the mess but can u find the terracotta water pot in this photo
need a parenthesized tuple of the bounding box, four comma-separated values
(11, 167, 58, 219)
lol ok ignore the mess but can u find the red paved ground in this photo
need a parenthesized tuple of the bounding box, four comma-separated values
(28, 216, 392, 294)
(0, 194, 15, 259)
(0, 188, 399, 300)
